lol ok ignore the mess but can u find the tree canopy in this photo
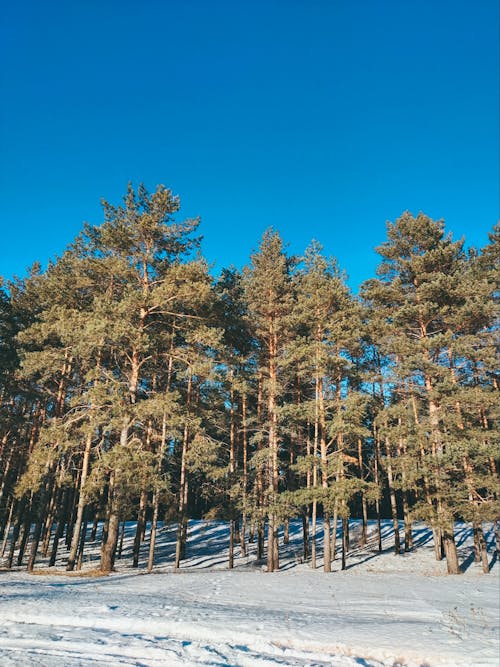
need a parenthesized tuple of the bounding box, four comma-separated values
(0, 190, 498, 576)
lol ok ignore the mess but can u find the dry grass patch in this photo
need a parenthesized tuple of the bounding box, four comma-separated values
(28, 567, 108, 578)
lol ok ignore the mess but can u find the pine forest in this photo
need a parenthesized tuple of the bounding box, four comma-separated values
(0, 184, 498, 577)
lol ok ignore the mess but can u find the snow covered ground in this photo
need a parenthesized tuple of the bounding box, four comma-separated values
(0, 520, 498, 667)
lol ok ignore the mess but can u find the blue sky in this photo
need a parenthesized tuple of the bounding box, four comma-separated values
(1, 0, 498, 290)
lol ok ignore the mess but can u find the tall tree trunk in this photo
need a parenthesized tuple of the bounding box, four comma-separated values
(266, 331, 279, 572)
(473, 522, 490, 573)
(117, 520, 126, 559)
(301, 511, 309, 560)
(27, 471, 54, 571)
(13, 513, 31, 568)
(175, 373, 192, 568)
(0, 445, 13, 521)
(310, 415, 318, 570)
(317, 370, 331, 573)
(357, 437, 368, 548)
(132, 488, 148, 568)
(133, 414, 154, 567)
(147, 493, 160, 574)
(6, 499, 26, 567)
(102, 342, 140, 573)
(255, 374, 264, 561)
(240, 392, 248, 558)
(411, 394, 443, 560)
(100, 469, 119, 573)
(331, 503, 338, 561)
(49, 487, 70, 567)
(42, 464, 67, 557)
(311, 498, 317, 569)
(341, 516, 348, 570)
(373, 439, 382, 552)
(283, 518, 289, 545)
(76, 515, 88, 570)
(257, 522, 264, 560)
(402, 490, 413, 552)
(229, 520, 235, 570)
(427, 376, 453, 571)
(67, 431, 93, 571)
(148, 407, 168, 573)
(442, 522, 460, 575)
(304, 423, 312, 562)
(450, 366, 491, 575)
(90, 511, 99, 542)
(384, 434, 401, 555)
(396, 426, 413, 552)
(101, 510, 120, 573)
(1, 498, 15, 557)
(228, 379, 236, 569)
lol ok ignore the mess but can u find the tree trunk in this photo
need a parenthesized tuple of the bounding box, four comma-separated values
(17, 513, 32, 567)
(396, 431, 413, 553)
(100, 511, 120, 573)
(473, 522, 489, 574)
(384, 435, 401, 555)
(67, 430, 93, 571)
(283, 518, 289, 545)
(302, 511, 309, 560)
(311, 500, 317, 569)
(266, 514, 276, 572)
(317, 373, 331, 573)
(341, 517, 348, 570)
(0, 498, 15, 557)
(100, 470, 119, 572)
(117, 520, 126, 559)
(76, 516, 88, 570)
(240, 515, 247, 558)
(240, 393, 248, 558)
(175, 374, 192, 568)
(27, 514, 45, 572)
(402, 491, 413, 552)
(266, 331, 280, 572)
(28, 479, 56, 572)
(322, 514, 331, 571)
(425, 374, 447, 562)
(229, 519, 235, 569)
(310, 410, 319, 570)
(493, 520, 500, 556)
(0, 444, 13, 522)
(41, 480, 61, 557)
(257, 522, 264, 560)
(147, 493, 160, 573)
(132, 488, 148, 567)
(147, 408, 168, 573)
(6, 499, 25, 568)
(90, 513, 99, 542)
(48, 489, 69, 567)
(331, 506, 338, 561)
(443, 523, 460, 575)
(373, 435, 382, 552)
(229, 380, 236, 569)
(358, 438, 367, 548)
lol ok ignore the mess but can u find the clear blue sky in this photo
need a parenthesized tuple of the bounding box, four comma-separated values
(1, 0, 498, 290)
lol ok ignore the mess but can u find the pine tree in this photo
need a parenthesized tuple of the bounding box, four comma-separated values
(362, 211, 498, 574)
(287, 242, 363, 570)
(243, 230, 295, 571)
(213, 268, 254, 566)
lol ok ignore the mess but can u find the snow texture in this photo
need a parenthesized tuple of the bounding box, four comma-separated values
(0, 520, 498, 667)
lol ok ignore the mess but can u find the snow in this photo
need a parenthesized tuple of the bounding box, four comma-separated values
(0, 520, 498, 666)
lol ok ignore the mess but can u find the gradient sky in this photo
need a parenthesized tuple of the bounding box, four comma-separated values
(1, 0, 498, 291)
